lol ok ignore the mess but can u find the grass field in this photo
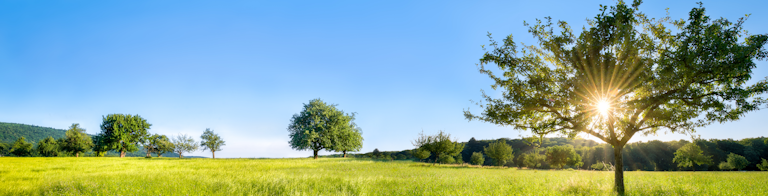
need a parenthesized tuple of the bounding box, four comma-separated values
(1, 157, 766, 195)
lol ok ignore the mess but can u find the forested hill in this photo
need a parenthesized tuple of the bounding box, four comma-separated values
(0, 122, 67, 144)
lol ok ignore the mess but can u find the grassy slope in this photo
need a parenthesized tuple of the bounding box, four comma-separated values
(0, 158, 766, 196)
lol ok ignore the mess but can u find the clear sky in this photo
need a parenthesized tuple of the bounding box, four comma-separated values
(1, 0, 766, 158)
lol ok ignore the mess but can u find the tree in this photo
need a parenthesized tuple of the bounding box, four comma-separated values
(372, 148, 381, 158)
(0, 142, 7, 156)
(411, 130, 465, 164)
(546, 145, 581, 169)
(37, 136, 59, 157)
(99, 114, 152, 158)
(757, 159, 768, 171)
(331, 119, 363, 158)
(143, 134, 174, 157)
(718, 162, 734, 171)
(522, 152, 545, 169)
(172, 134, 199, 158)
(464, 1, 768, 193)
(726, 153, 750, 171)
(484, 140, 514, 166)
(470, 152, 485, 165)
(10, 137, 32, 157)
(413, 149, 431, 162)
(438, 155, 455, 164)
(200, 128, 225, 158)
(672, 143, 712, 171)
(455, 154, 464, 164)
(288, 99, 355, 159)
(62, 123, 94, 157)
(91, 133, 109, 157)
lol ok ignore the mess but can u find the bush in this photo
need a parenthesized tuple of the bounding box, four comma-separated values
(726, 153, 749, 170)
(438, 155, 455, 164)
(756, 159, 768, 171)
(718, 161, 734, 171)
(470, 152, 485, 165)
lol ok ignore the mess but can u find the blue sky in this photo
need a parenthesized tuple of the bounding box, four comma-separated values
(1, 0, 766, 158)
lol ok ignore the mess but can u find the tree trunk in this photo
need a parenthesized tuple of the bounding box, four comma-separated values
(76, 152, 79, 157)
(179, 153, 182, 158)
(120, 150, 126, 158)
(146, 151, 151, 157)
(343, 150, 347, 158)
(313, 150, 318, 159)
(212, 151, 216, 159)
(613, 145, 625, 195)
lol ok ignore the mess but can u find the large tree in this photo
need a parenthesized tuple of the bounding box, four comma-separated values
(37, 136, 59, 157)
(200, 128, 225, 158)
(288, 99, 355, 159)
(172, 134, 199, 158)
(411, 130, 465, 164)
(484, 140, 514, 166)
(99, 114, 152, 158)
(62, 123, 93, 157)
(672, 142, 712, 171)
(464, 1, 767, 194)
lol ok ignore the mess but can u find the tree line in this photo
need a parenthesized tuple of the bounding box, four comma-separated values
(0, 114, 226, 158)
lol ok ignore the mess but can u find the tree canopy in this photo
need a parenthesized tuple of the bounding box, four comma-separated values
(411, 130, 465, 164)
(62, 123, 93, 157)
(172, 134, 199, 158)
(200, 128, 225, 158)
(465, 0, 767, 193)
(484, 140, 514, 166)
(99, 114, 152, 158)
(331, 117, 363, 158)
(36, 136, 59, 157)
(672, 142, 712, 171)
(288, 99, 356, 159)
(10, 137, 32, 157)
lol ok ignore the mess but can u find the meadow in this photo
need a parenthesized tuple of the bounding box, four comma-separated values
(1, 157, 766, 196)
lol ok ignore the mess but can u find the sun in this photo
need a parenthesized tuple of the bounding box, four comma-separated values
(596, 100, 611, 117)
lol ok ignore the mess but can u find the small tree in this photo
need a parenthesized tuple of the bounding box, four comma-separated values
(331, 116, 363, 158)
(726, 153, 750, 171)
(718, 162, 734, 171)
(411, 130, 465, 164)
(413, 149, 431, 162)
(470, 152, 485, 165)
(672, 143, 713, 171)
(455, 154, 464, 164)
(523, 152, 545, 169)
(200, 128, 225, 158)
(37, 136, 59, 157)
(438, 154, 455, 164)
(10, 137, 33, 157)
(484, 140, 514, 166)
(153, 135, 174, 157)
(546, 145, 581, 169)
(172, 134, 199, 158)
(372, 148, 381, 159)
(62, 123, 93, 157)
(757, 159, 768, 171)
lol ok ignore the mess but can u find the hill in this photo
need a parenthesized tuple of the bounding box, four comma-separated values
(0, 122, 67, 144)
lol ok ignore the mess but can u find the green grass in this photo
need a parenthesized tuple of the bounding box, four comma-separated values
(1, 157, 766, 195)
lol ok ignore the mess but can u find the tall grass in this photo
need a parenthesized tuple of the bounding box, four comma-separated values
(0, 157, 766, 195)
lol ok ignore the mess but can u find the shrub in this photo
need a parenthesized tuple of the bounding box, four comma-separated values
(470, 152, 485, 165)
(718, 162, 734, 171)
(756, 159, 768, 171)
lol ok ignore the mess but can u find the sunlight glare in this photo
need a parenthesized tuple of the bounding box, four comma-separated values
(597, 100, 611, 117)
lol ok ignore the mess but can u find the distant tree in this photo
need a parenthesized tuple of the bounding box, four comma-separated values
(522, 152, 545, 169)
(143, 134, 174, 157)
(438, 154, 455, 164)
(546, 145, 582, 169)
(288, 99, 355, 159)
(372, 148, 381, 159)
(470, 152, 485, 165)
(91, 133, 109, 157)
(464, 1, 768, 193)
(455, 153, 464, 164)
(331, 116, 363, 158)
(484, 140, 514, 166)
(718, 162, 734, 171)
(396, 154, 407, 160)
(10, 137, 33, 156)
(757, 159, 768, 171)
(0, 142, 7, 156)
(200, 128, 225, 158)
(591, 161, 614, 171)
(672, 143, 713, 171)
(726, 153, 750, 171)
(152, 135, 174, 157)
(36, 136, 59, 157)
(99, 114, 152, 158)
(411, 130, 465, 164)
(172, 134, 199, 158)
(413, 149, 431, 162)
(62, 123, 94, 157)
